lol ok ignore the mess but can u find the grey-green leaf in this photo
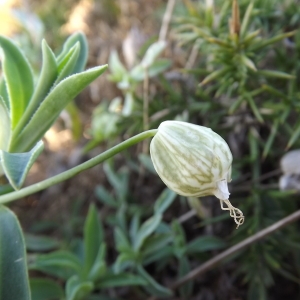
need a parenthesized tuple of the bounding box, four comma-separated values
(134, 214, 162, 251)
(30, 278, 64, 300)
(55, 43, 80, 84)
(25, 233, 60, 252)
(141, 41, 166, 68)
(0, 77, 9, 110)
(137, 265, 172, 297)
(0, 205, 31, 300)
(66, 276, 94, 300)
(97, 273, 148, 288)
(0, 140, 44, 190)
(108, 50, 127, 82)
(154, 188, 176, 215)
(57, 32, 88, 74)
(29, 250, 82, 280)
(0, 35, 34, 128)
(12, 40, 58, 139)
(84, 204, 103, 276)
(10, 65, 107, 152)
(186, 236, 226, 254)
(0, 95, 11, 152)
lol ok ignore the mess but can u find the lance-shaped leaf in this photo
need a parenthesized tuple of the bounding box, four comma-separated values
(12, 40, 58, 140)
(108, 50, 128, 82)
(55, 43, 80, 84)
(141, 41, 166, 68)
(84, 204, 104, 277)
(133, 214, 162, 251)
(0, 35, 34, 128)
(0, 96, 11, 152)
(0, 205, 31, 300)
(30, 278, 64, 300)
(0, 77, 9, 110)
(10, 65, 108, 153)
(1, 140, 44, 190)
(66, 276, 94, 300)
(57, 32, 88, 74)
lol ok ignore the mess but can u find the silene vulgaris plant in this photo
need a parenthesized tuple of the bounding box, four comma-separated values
(0, 32, 243, 299)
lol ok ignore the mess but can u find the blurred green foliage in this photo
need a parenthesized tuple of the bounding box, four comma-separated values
(1, 0, 300, 299)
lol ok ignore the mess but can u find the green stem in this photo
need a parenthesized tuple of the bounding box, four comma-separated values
(0, 130, 158, 205)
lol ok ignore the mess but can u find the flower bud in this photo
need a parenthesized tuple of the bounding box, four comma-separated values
(150, 121, 244, 227)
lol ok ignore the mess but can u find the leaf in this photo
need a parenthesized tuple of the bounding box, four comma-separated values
(136, 265, 172, 297)
(263, 120, 279, 159)
(141, 41, 166, 68)
(55, 43, 80, 84)
(98, 273, 148, 288)
(25, 233, 60, 252)
(0, 35, 34, 128)
(130, 59, 171, 81)
(108, 50, 127, 82)
(199, 68, 229, 86)
(95, 185, 118, 207)
(148, 59, 172, 77)
(113, 253, 135, 274)
(66, 102, 82, 141)
(12, 40, 58, 139)
(286, 119, 300, 149)
(10, 65, 107, 152)
(88, 244, 107, 281)
(241, 55, 257, 71)
(251, 31, 296, 51)
(257, 70, 295, 80)
(142, 234, 173, 258)
(133, 214, 162, 251)
(178, 257, 193, 299)
(172, 221, 186, 258)
(143, 245, 174, 266)
(84, 204, 103, 276)
(114, 227, 132, 253)
(240, 2, 254, 37)
(154, 188, 176, 215)
(29, 250, 82, 280)
(85, 102, 121, 151)
(66, 275, 94, 300)
(103, 163, 128, 202)
(30, 278, 64, 300)
(244, 93, 264, 123)
(0, 76, 9, 109)
(57, 32, 88, 74)
(122, 92, 134, 116)
(129, 214, 140, 244)
(0, 140, 44, 190)
(0, 205, 30, 300)
(0, 96, 11, 152)
(186, 236, 226, 254)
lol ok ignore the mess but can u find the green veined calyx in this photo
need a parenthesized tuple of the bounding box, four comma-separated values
(150, 121, 244, 228)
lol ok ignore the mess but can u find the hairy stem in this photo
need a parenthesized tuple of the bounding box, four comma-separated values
(0, 130, 158, 205)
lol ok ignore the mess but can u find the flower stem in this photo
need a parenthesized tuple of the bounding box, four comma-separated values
(0, 130, 158, 205)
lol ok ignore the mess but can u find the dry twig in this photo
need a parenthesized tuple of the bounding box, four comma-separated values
(147, 209, 300, 300)
(159, 0, 176, 42)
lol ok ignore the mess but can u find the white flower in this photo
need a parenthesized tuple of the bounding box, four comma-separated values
(150, 121, 244, 227)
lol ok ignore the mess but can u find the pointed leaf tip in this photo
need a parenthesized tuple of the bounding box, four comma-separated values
(1, 141, 44, 190)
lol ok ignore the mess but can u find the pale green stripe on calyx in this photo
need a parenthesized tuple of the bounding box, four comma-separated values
(150, 120, 244, 228)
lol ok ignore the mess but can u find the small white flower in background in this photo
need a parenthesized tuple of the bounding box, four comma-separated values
(279, 149, 300, 191)
(150, 121, 244, 228)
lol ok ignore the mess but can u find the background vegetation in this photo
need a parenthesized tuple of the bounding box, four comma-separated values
(1, 0, 300, 299)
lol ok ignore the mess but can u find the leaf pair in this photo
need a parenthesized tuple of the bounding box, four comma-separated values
(0, 33, 107, 189)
